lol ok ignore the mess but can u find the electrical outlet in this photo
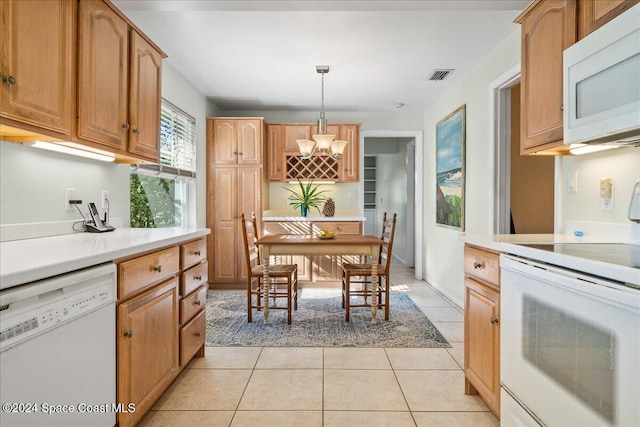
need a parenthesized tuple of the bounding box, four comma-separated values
(65, 188, 76, 209)
(101, 191, 110, 209)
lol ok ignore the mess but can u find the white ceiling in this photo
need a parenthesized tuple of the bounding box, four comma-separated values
(113, 0, 528, 113)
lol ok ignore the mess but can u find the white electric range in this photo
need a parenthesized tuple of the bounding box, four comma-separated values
(500, 240, 639, 426)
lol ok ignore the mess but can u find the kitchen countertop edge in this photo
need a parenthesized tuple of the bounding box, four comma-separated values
(0, 227, 211, 290)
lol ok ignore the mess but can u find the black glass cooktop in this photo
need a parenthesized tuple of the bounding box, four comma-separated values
(519, 243, 640, 270)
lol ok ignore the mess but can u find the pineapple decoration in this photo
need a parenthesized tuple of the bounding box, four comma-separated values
(322, 198, 336, 217)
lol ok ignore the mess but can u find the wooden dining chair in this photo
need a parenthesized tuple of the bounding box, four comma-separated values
(241, 213, 298, 324)
(341, 212, 397, 321)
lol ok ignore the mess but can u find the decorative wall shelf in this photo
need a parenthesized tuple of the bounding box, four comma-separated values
(285, 155, 339, 181)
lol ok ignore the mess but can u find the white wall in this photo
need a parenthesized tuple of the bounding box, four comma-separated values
(422, 28, 521, 306)
(558, 147, 640, 229)
(0, 62, 216, 229)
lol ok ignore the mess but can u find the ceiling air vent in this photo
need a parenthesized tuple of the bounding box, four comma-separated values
(427, 69, 454, 81)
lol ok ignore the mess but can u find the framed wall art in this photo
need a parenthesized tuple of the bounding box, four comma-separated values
(435, 105, 465, 230)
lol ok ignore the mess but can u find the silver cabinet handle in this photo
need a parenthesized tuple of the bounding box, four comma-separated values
(153, 265, 162, 273)
(124, 330, 134, 338)
(194, 332, 201, 338)
(122, 123, 130, 130)
(195, 275, 202, 281)
(2, 75, 16, 86)
(194, 300, 201, 306)
(473, 261, 484, 269)
(132, 128, 140, 134)
(194, 250, 201, 256)
(490, 317, 499, 325)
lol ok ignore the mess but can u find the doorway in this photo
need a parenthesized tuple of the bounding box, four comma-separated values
(361, 131, 422, 278)
(491, 65, 555, 234)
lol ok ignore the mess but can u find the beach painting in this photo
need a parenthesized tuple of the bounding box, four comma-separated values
(436, 105, 465, 230)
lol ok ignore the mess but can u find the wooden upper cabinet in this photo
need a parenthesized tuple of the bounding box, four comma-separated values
(237, 119, 262, 164)
(0, 0, 75, 135)
(266, 124, 284, 181)
(578, 0, 639, 39)
(284, 124, 312, 153)
(516, 0, 576, 155)
(325, 123, 360, 182)
(77, 0, 129, 151)
(339, 124, 359, 182)
(210, 118, 263, 165)
(128, 30, 162, 162)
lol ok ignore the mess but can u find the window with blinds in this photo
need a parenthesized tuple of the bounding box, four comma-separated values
(135, 99, 197, 176)
(130, 99, 196, 228)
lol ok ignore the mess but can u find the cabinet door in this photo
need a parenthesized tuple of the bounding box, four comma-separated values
(237, 119, 262, 165)
(518, 0, 576, 154)
(211, 119, 237, 165)
(237, 167, 262, 280)
(578, 0, 639, 39)
(128, 30, 162, 162)
(266, 124, 284, 181)
(0, 0, 74, 135)
(284, 124, 311, 153)
(339, 124, 360, 182)
(118, 278, 179, 427)
(464, 277, 500, 417)
(213, 167, 238, 282)
(77, 0, 129, 150)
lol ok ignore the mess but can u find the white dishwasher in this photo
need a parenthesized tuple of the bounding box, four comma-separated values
(0, 263, 116, 426)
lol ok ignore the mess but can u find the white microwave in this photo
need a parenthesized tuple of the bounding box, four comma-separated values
(563, 3, 640, 147)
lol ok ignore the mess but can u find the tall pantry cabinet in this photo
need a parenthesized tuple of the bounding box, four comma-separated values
(206, 118, 265, 284)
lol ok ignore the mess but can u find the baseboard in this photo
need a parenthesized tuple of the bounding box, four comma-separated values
(423, 279, 463, 311)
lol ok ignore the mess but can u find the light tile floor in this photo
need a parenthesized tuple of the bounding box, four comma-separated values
(138, 262, 499, 427)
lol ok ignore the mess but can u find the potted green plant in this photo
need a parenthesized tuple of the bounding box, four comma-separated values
(283, 180, 328, 217)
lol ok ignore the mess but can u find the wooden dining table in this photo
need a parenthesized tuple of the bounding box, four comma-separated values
(256, 234, 385, 325)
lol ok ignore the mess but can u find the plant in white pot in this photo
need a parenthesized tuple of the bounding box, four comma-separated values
(283, 180, 328, 217)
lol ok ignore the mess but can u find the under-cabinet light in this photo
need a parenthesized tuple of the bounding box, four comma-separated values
(569, 144, 621, 155)
(28, 141, 115, 162)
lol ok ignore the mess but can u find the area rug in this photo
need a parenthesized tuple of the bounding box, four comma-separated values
(205, 289, 451, 348)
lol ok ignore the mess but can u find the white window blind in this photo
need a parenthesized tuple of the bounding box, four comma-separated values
(136, 98, 196, 177)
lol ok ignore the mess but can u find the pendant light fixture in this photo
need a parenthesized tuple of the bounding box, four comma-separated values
(296, 66, 348, 160)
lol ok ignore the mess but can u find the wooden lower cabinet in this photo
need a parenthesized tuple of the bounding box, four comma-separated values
(117, 278, 180, 427)
(463, 244, 500, 418)
(116, 237, 208, 426)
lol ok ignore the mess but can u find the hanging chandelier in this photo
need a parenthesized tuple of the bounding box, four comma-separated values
(296, 66, 348, 160)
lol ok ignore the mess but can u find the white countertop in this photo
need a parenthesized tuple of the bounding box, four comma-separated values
(461, 234, 639, 286)
(461, 233, 629, 252)
(262, 216, 365, 222)
(0, 227, 210, 290)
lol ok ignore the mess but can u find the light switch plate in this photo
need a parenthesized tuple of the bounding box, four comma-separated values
(568, 172, 578, 193)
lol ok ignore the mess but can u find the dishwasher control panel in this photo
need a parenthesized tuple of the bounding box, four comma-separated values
(0, 264, 116, 351)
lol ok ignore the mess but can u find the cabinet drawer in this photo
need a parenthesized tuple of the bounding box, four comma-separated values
(180, 310, 205, 366)
(180, 285, 207, 325)
(181, 261, 208, 296)
(264, 221, 311, 235)
(311, 222, 362, 235)
(464, 245, 500, 287)
(181, 238, 207, 270)
(118, 246, 180, 299)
